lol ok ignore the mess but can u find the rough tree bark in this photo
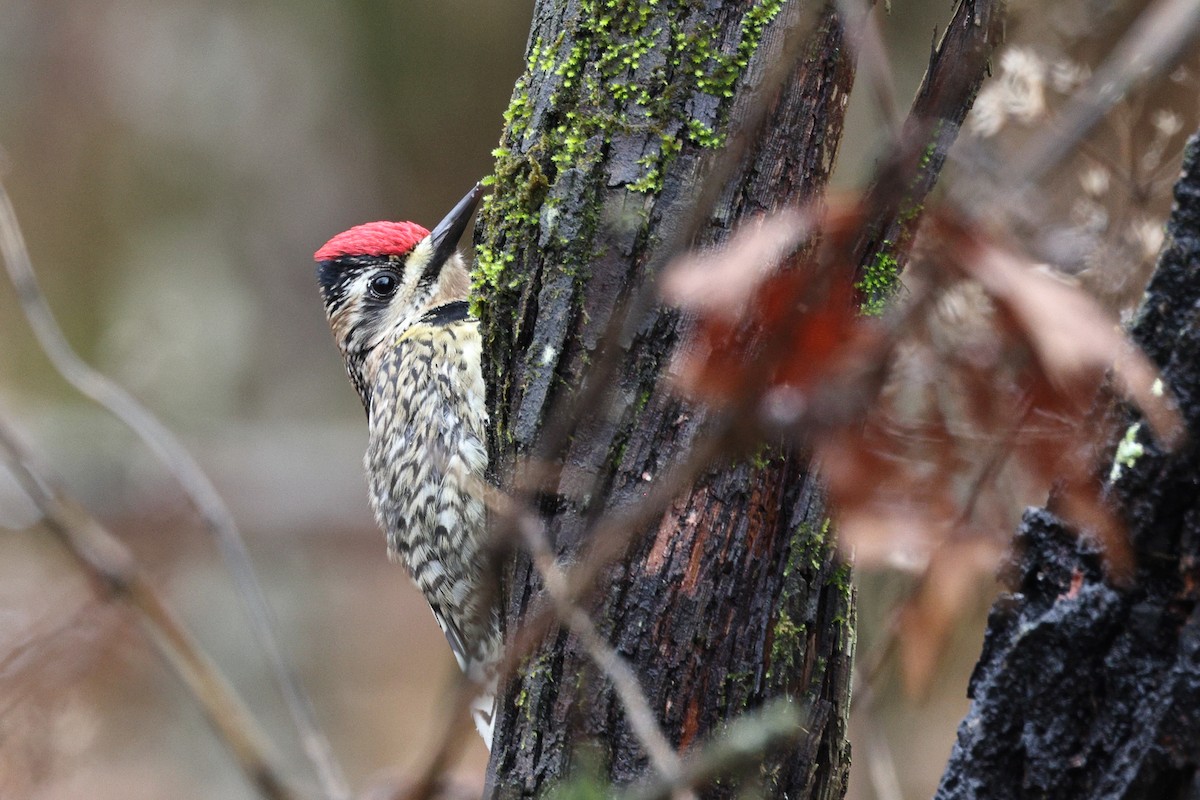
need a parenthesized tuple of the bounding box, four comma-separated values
(470, 0, 997, 796)
(474, 6, 855, 792)
(936, 135, 1200, 799)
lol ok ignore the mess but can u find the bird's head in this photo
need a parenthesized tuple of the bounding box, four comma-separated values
(313, 184, 482, 399)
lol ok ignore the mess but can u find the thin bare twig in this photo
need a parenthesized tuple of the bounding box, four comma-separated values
(0, 179, 350, 800)
(1001, 0, 1200, 192)
(863, 721, 905, 800)
(617, 699, 809, 800)
(482, 485, 691, 796)
(948, 0, 1200, 224)
(534, 426, 734, 630)
(390, 424, 733, 796)
(834, 0, 901, 134)
(393, 671, 478, 800)
(0, 414, 301, 800)
(400, 446, 699, 796)
(507, 429, 732, 679)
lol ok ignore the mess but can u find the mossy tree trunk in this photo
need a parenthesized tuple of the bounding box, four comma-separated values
(935, 134, 1200, 800)
(471, 0, 991, 795)
(473, 3, 854, 792)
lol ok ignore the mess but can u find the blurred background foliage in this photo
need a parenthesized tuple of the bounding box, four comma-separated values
(0, 0, 1192, 798)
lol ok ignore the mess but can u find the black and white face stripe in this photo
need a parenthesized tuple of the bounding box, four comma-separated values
(315, 248, 445, 360)
(316, 255, 398, 313)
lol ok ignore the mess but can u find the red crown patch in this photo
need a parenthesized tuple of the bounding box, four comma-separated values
(314, 221, 430, 261)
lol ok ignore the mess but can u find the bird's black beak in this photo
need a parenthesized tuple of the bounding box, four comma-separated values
(424, 182, 484, 281)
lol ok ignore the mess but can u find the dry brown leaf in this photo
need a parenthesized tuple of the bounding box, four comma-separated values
(933, 214, 1184, 448)
(660, 207, 815, 320)
(665, 201, 869, 408)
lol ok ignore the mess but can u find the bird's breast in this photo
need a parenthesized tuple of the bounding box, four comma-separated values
(363, 320, 488, 568)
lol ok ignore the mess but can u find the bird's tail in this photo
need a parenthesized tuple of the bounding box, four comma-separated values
(430, 604, 500, 750)
(470, 674, 497, 749)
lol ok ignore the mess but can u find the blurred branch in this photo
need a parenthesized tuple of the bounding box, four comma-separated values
(851, 398, 1029, 703)
(862, 722, 905, 800)
(0, 178, 351, 800)
(833, 0, 901, 134)
(505, 428, 734, 676)
(392, 671, 478, 800)
(0, 414, 301, 800)
(616, 699, 809, 800)
(485, 486, 691, 796)
(387, 416, 737, 798)
(1001, 0, 1200, 191)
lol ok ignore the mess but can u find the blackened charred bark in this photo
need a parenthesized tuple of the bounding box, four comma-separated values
(936, 135, 1200, 800)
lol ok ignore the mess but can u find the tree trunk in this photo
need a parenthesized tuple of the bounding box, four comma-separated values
(471, 0, 995, 795)
(936, 134, 1200, 799)
(475, 3, 855, 792)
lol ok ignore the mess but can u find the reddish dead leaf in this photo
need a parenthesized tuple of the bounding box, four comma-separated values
(832, 503, 946, 571)
(662, 200, 1162, 691)
(664, 201, 871, 408)
(661, 207, 815, 320)
(931, 213, 1184, 448)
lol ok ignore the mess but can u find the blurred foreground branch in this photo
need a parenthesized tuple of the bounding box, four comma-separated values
(0, 415, 300, 800)
(0, 178, 350, 800)
(395, 437, 729, 800)
(492, 487, 691, 796)
(1000, 0, 1200, 191)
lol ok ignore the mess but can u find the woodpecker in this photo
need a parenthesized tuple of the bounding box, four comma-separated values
(313, 184, 499, 744)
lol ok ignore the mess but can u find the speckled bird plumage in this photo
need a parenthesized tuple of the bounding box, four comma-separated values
(313, 185, 499, 744)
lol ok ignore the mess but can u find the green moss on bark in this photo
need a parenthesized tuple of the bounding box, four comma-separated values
(473, 0, 795, 449)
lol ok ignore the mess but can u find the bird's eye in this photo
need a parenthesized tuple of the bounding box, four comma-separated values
(368, 271, 398, 299)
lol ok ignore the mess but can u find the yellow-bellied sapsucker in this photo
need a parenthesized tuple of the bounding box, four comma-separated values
(313, 184, 499, 744)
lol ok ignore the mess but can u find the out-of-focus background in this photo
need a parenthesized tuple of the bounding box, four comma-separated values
(0, 2, 533, 796)
(0, 0, 1193, 798)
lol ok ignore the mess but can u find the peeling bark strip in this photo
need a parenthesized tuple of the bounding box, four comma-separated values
(852, 0, 1004, 314)
(936, 135, 1200, 800)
